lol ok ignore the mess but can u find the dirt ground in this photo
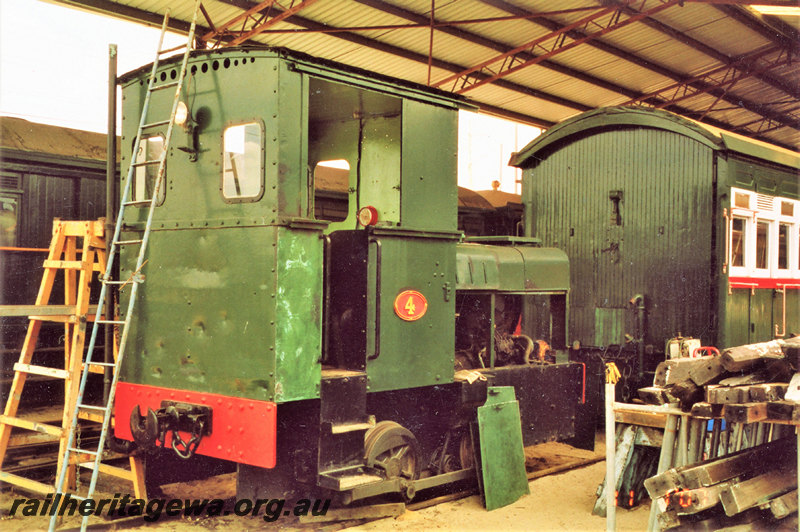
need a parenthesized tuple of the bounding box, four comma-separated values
(343, 461, 650, 532)
(0, 435, 650, 531)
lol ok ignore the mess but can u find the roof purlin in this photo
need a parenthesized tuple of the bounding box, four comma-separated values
(434, 0, 683, 93)
(613, 1, 800, 101)
(353, 0, 651, 102)
(211, 0, 594, 118)
(477, 0, 800, 142)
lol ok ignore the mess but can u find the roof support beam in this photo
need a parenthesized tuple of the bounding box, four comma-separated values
(714, 4, 800, 54)
(433, 0, 683, 93)
(354, 0, 649, 102)
(607, 1, 800, 100)
(201, 0, 321, 47)
(623, 46, 793, 110)
(211, 0, 593, 119)
(50, 0, 195, 32)
(477, 0, 800, 136)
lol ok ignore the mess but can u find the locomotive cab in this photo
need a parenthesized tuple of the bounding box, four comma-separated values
(113, 47, 584, 504)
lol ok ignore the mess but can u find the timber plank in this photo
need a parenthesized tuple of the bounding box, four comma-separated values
(668, 481, 732, 515)
(719, 466, 796, 516)
(767, 401, 798, 421)
(706, 385, 752, 404)
(720, 339, 791, 372)
(659, 357, 719, 386)
(691, 402, 723, 419)
(767, 489, 797, 520)
(723, 402, 768, 423)
(750, 383, 788, 402)
(644, 469, 681, 499)
(646, 437, 793, 498)
(613, 410, 667, 429)
(638, 386, 669, 405)
(689, 355, 727, 386)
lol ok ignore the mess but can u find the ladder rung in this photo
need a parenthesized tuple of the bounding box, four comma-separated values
(0, 471, 54, 494)
(85, 361, 116, 368)
(78, 411, 105, 423)
(78, 403, 109, 412)
(123, 199, 153, 207)
(151, 81, 179, 91)
(69, 447, 99, 457)
(96, 319, 126, 325)
(78, 461, 134, 481)
(141, 120, 171, 129)
(13, 363, 69, 380)
(43, 259, 85, 270)
(0, 415, 63, 436)
(114, 239, 144, 246)
(132, 158, 163, 167)
(159, 42, 187, 55)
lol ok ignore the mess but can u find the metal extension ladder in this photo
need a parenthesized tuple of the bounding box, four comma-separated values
(49, 3, 202, 530)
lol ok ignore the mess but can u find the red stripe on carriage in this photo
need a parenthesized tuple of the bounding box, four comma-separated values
(728, 277, 800, 290)
(114, 382, 277, 468)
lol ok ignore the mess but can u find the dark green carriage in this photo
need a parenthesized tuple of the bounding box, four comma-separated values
(511, 106, 800, 380)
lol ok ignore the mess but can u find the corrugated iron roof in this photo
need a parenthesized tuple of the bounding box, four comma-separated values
(50, 0, 800, 150)
(509, 105, 800, 169)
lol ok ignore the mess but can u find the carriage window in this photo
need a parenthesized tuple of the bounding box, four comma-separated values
(133, 136, 166, 205)
(778, 223, 789, 270)
(755, 220, 769, 270)
(731, 217, 746, 268)
(223, 123, 263, 201)
(0, 195, 18, 247)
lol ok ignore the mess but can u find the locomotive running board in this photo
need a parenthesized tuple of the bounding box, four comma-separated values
(337, 468, 475, 504)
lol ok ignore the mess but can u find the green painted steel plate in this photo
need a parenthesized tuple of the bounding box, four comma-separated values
(477, 386, 530, 511)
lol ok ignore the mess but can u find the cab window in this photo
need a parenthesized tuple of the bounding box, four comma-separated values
(133, 136, 166, 205)
(222, 122, 263, 201)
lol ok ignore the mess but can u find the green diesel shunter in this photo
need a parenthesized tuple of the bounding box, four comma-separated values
(113, 47, 583, 502)
(511, 106, 800, 387)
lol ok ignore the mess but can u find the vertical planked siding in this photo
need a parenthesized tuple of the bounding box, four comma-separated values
(526, 127, 715, 350)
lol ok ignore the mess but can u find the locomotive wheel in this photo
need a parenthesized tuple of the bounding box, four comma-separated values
(459, 432, 475, 471)
(364, 421, 420, 481)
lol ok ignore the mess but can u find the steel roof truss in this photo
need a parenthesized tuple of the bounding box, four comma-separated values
(433, 0, 683, 94)
(201, 0, 321, 47)
(625, 46, 795, 113)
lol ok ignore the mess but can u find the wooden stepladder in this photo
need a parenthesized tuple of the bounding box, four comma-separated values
(0, 219, 145, 499)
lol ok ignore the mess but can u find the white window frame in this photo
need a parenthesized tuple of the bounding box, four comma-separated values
(729, 187, 800, 280)
(221, 121, 264, 203)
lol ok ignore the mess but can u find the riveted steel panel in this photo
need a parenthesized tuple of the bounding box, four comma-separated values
(366, 233, 456, 393)
(118, 226, 278, 402)
(400, 100, 458, 233)
(274, 227, 323, 402)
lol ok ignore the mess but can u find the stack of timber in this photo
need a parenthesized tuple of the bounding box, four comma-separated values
(634, 336, 800, 529)
(639, 337, 800, 432)
(644, 436, 797, 530)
